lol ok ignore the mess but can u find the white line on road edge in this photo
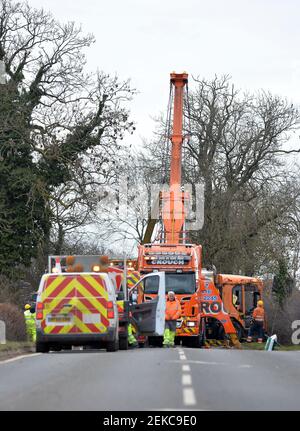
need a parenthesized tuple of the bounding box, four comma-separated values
(183, 388, 196, 406)
(0, 353, 41, 364)
(182, 364, 191, 372)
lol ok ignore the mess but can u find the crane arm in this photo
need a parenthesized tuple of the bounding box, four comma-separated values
(162, 72, 188, 244)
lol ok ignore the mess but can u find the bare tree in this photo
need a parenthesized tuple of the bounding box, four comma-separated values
(140, 75, 300, 276)
(0, 0, 135, 272)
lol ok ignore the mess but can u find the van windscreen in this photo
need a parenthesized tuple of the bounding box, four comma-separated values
(144, 273, 196, 295)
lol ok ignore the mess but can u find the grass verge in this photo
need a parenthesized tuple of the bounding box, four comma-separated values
(242, 341, 300, 351)
(0, 341, 35, 360)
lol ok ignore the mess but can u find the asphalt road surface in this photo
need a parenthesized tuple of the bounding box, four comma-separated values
(0, 346, 300, 410)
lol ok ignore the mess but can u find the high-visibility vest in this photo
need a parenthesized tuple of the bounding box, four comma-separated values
(165, 298, 181, 321)
(24, 310, 32, 321)
(24, 310, 35, 324)
(253, 307, 264, 322)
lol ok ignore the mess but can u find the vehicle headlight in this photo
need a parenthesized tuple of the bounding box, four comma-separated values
(186, 321, 196, 327)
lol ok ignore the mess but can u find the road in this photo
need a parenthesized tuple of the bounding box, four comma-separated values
(0, 346, 300, 410)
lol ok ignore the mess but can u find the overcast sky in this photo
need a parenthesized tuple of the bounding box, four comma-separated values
(26, 0, 300, 148)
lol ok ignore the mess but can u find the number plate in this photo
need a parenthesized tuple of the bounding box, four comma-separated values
(46, 315, 73, 325)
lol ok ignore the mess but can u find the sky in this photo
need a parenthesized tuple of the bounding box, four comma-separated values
(26, 0, 300, 149)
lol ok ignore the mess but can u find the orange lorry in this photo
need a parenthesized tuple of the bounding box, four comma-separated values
(134, 73, 240, 347)
(136, 244, 240, 347)
(216, 273, 264, 339)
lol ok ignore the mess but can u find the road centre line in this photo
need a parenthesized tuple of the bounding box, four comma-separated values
(183, 388, 196, 406)
(182, 374, 192, 385)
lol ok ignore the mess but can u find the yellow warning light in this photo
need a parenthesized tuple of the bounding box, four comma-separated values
(92, 265, 101, 272)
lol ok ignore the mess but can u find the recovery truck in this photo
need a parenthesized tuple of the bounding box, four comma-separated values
(134, 72, 240, 347)
(106, 258, 264, 342)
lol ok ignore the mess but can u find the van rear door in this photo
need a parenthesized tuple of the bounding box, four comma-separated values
(40, 274, 110, 335)
(74, 274, 110, 334)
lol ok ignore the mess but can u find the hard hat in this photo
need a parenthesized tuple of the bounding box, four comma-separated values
(168, 291, 175, 296)
(24, 304, 31, 310)
(257, 300, 264, 306)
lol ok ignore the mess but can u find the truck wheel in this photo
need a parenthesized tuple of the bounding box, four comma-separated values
(36, 342, 49, 353)
(106, 338, 119, 352)
(119, 336, 128, 350)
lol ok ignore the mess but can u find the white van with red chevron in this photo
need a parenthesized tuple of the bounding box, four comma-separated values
(35, 272, 119, 353)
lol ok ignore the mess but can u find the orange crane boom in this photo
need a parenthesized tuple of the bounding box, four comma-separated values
(169, 72, 188, 187)
(162, 72, 188, 244)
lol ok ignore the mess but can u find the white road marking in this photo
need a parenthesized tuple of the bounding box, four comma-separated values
(179, 351, 197, 407)
(183, 388, 196, 406)
(179, 350, 187, 360)
(0, 353, 41, 364)
(182, 374, 192, 385)
(170, 359, 226, 365)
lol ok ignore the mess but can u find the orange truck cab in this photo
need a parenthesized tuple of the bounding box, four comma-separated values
(202, 269, 264, 340)
(136, 243, 239, 347)
(216, 274, 264, 339)
(137, 243, 203, 346)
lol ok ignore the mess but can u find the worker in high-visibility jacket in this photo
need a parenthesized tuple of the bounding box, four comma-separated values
(24, 304, 36, 342)
(247, 300, 265, 343)
(163, 291, 181, 348)
(128, 323, 138, 348)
